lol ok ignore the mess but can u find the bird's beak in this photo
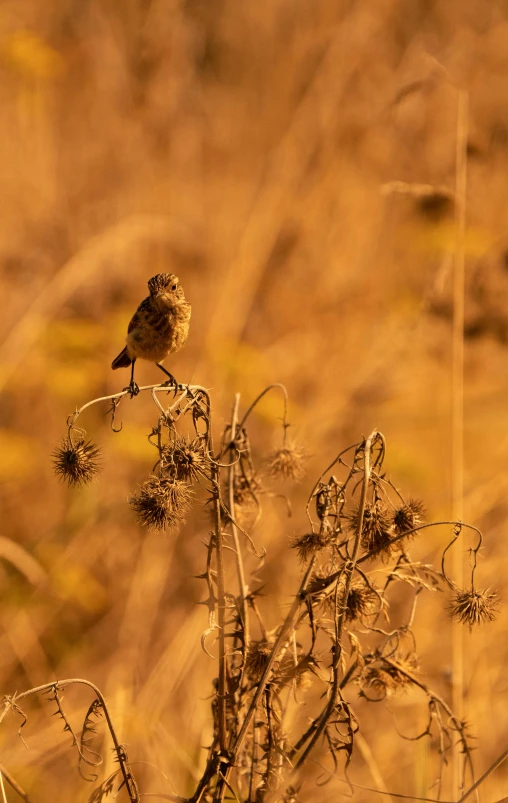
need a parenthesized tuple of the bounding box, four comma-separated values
(155, 292, 173, 308)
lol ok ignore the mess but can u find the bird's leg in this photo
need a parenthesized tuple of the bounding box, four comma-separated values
(123, 359, 139, 397)
(156, 362, 178, 392)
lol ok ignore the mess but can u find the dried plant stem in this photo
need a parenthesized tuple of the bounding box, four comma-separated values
(452, 88, 468, 800)
(215, 558, 317, 801)
(0, 763, 32, 803)
(212, 463, 228, 764)
(237, 383, 289, 435)
(457, 745, 508, 803)
(294, 431, 378, 772)
(227, 393, 250, 690)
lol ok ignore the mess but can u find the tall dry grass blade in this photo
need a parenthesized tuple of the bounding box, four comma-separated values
(452, 88, 469, 801)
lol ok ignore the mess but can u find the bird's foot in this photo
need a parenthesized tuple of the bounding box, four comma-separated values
(162, 376, 179, 396)
(123, 381, 140, 398)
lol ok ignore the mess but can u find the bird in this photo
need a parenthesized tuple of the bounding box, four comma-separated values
(111, 273, 191, 394)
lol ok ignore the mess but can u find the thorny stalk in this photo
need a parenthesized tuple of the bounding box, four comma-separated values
(226, 393, 250, 712)
(212, 457, 228, 761)
(293, 431, 380, 772)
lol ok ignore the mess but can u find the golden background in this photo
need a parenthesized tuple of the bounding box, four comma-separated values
(1, 1, 508, 800)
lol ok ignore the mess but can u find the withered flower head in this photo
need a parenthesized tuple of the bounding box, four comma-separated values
(265, 441, 306, 482)
(359, 666, 396, 700)
(290, 531, 331, 562)
(449, 587, 499, 628)
(162, 435, 208, 483)
(344, 578, 379, 622)
(348, 502, 393, 557)
(53, 436, 101, 487)
(392, 498, 425, 537)
(130, 475, 193, 530)
(359, 654, 417, 700)
(245, 639, 273, 681)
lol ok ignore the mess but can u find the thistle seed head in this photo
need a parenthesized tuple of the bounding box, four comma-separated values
(265, 441, 305, 482)
(392, 498, 425, 537)
(348, 502, 393, 557)
(162, 435, 208, 483)
(359, 666, 396, 700)
(245, 640, 273, 681)
(449, 587, 499, 628)
(359, 654, 417, 699)
(290, 531, 331, 562)
(344, 579, 379, 622)
(52, 436, 101, 487)
(130, 475, 193, 531)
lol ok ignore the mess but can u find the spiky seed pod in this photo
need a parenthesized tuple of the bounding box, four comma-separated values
(359, 654, 416, 700)
(52, 436, 101, 487)
(130, 475, 193, 530)
(384, 653, 418, 687)
(245, 640, 273, 681)
(290, 531, 331, 562)
(348, 502, 393, 556)
(161, 435, 208, 483)
(392, 498, 425, 537)
(265, 441, 305, 482)
(344, 579, 378, 622)
(359, 666, 396, 700)
(449, 587, 499, 627)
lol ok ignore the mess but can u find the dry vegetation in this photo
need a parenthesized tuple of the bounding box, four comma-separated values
(1, 1, 508, 801)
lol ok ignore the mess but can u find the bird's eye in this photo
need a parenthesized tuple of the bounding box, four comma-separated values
(171, 284, 177, 290)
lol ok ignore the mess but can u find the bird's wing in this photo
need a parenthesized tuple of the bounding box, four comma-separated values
(128, 296, 151, 333)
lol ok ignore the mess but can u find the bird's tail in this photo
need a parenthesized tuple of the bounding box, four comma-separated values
(111, 347, 132, 370)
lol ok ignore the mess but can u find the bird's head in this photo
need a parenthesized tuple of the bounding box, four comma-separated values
(148, 273, 185, 311)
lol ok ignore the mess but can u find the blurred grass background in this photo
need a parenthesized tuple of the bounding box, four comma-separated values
(1, 1, 508, 800)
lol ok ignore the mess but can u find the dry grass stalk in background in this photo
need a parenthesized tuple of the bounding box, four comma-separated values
(1, 380, 503, 803)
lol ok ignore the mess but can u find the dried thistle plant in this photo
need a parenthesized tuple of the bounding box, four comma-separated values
(6, 382, 500, 803)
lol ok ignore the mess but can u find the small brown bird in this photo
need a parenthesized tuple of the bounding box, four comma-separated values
(112, 273, 191, 393)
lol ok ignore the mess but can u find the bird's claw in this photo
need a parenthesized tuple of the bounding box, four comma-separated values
(162, 377, 179, 396)
(123, 381, 140, 398)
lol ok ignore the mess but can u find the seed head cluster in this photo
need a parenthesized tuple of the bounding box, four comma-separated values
(344, 579, 379, 622)
(265, 441, 305, 482)
(130, 475, 193, 530)
(245, 639, 273, 681)
(162, 434, 208, 483)
(53, 436, 101, 487)
(359, 654, 417, 699)
(348, 501, 393, 556)
(392, 498, 425, 537)
(449, 587, 499, 628)
(290, 531, 331, 562)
